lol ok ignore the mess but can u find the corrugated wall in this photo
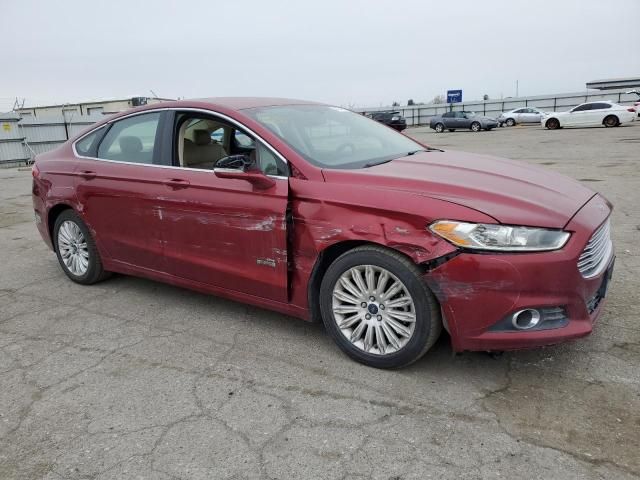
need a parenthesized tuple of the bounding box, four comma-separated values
(0, 114, 101, 167)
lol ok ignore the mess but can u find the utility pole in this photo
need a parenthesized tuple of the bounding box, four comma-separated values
(516, 80, 519, 98)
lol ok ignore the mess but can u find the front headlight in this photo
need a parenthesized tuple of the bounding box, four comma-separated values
(429, 220, 570, 252)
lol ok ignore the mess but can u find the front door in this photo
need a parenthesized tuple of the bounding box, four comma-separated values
(157, 111, 290, 303)
(73, 111, 170, 273)
(568, 104, 591, 126)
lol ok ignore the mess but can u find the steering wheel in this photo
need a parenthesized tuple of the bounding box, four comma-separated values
(335, 143, 355, 155)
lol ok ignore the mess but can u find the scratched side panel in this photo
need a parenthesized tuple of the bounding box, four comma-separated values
(287, 178, 495, 311)
(74, 159, 168, 273)
(160, 172, 290, 303)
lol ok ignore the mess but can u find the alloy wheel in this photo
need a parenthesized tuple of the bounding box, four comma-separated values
(332, 265, 416, 355)
(57, 220, 89, 276)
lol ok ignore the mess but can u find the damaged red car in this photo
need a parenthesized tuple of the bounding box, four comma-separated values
(32, 98, 615, 368)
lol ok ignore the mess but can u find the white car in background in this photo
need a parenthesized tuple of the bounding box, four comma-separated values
(542, 101, 636, 129)
(626, 90, 640, 118)
(498, 107, 547, 126)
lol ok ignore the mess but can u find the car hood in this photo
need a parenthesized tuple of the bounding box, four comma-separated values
(321, 151, 595, 228)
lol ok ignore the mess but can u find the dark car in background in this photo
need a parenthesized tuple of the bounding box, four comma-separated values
(429, 111, 498, 133)
(366, 111, 407, 131)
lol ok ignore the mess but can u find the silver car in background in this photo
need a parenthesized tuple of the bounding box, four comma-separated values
(429, 111, 498, 132)
(498, 107, 547, 126)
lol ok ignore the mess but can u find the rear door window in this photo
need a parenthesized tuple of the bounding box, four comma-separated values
(97, 112, 161, 164)
(75, 126, 107, 157)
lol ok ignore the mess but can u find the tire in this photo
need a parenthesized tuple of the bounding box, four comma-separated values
(53, 210, 108, 285)
(470, 122, 481, 132)
(603, 115, 619, 127)
(505, 118, 516, 127)
(319, 245, 442, 369)
(448, 129, 456, 132)
(434, 123, 445, 133)
(545, 118, 560, 130)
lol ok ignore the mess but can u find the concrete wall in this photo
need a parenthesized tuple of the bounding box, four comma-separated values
(357, 88, 639, 126)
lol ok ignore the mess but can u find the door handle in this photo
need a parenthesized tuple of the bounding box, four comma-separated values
(163, 178, 190, 189)
(79, 170, 96, 180)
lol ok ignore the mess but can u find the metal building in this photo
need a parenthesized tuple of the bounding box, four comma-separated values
(16, 96, 173, 117)
(586, 77, 640, 90)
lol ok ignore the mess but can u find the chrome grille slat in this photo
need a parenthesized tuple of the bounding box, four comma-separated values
(578, 219, 612, 278)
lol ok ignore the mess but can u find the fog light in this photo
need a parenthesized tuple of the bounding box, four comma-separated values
(511, 309, 541, 330)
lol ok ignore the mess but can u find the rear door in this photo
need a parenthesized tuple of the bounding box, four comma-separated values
(74, 111, 170, 273)
(157, 110, 290, 302)
(511, 108, 525, 123)
(586, 103, 611, 125)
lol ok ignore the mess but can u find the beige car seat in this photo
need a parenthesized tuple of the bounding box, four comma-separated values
(183, 129, 227, 169)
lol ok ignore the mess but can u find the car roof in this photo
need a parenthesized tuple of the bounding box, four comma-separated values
(185, 97, 320, 110)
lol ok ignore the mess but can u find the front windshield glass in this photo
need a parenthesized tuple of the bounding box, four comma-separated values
(243, 105, 424, 169)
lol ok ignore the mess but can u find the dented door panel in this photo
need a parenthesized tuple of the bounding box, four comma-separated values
(159, 171, 289, 303)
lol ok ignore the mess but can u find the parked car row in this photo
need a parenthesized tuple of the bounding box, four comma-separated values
(421, 101, 636, 133)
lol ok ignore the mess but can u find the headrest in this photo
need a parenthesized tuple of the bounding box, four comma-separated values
(193, 129, 211, 146)
(119, 136, 142, 154)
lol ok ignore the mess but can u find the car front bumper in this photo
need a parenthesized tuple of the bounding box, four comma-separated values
(423, 194, 613, 352)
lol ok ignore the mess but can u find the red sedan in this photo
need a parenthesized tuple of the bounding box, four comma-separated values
(32, 98, 614, 368)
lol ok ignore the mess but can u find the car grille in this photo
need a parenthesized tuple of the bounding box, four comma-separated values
(578, 219, 612, 278)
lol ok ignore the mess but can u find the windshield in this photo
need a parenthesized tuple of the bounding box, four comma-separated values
(243, 105, 424, 169)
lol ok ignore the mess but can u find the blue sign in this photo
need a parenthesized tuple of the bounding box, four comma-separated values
(447, 90, 462, 103)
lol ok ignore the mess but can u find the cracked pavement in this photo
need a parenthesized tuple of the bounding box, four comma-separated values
(1, 123, 639, 479)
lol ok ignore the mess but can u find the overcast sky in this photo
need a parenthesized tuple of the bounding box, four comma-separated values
(2, 0, 639, 111)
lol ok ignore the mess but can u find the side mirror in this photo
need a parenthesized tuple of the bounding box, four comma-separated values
(214, 155, 275, 189)
(215, 154, 252, 171)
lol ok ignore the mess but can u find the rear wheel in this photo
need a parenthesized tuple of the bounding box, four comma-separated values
(470, 122, 481, 132)
(53, 210, 108, 285)
(319, 245, 442, 369)
(545, 118, 560, 130)
(505, 118, 516, 127)
(434, 123, 445, 133)
(603, 115, 619, 127)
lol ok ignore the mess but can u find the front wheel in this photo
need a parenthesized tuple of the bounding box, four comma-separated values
(319, 246, 442, 368)
(434, 123, 445, 133)
(53, 210, 108, 285)
(470, 122, 481, 132)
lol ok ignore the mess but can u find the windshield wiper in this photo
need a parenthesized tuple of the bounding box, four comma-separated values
(363, 158, 394, 168)
(408, 147, 442, 154)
